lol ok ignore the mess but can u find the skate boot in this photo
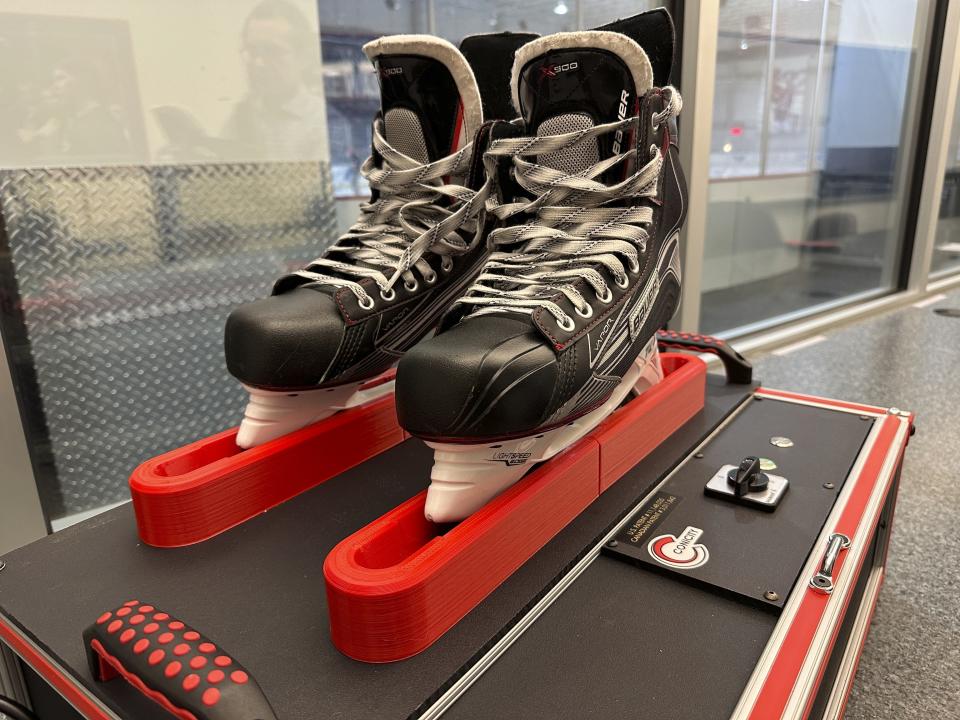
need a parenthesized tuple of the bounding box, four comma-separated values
(225, 33, 535, 448)
(396, 11, 687, 522)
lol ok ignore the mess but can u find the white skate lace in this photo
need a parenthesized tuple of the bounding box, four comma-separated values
(456, 87, 682, 331)
(292, 118, 488, 308)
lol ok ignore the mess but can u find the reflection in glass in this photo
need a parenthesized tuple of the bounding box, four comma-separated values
(932, 97, 960, 276)
(701, 0, 931, 334)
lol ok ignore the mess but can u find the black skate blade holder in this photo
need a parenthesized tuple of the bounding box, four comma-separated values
(656, 330, 752, 385)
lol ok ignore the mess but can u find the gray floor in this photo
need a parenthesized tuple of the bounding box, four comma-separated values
(749, 288, 960, 719)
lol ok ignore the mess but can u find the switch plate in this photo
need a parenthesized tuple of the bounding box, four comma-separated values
(705, 464, 788, 510)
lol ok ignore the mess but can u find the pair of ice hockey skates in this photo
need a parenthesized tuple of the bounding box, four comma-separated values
(224, 9, 687, 523)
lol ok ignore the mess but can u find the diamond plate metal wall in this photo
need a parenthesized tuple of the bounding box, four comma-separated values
(0, 162, 337, 520)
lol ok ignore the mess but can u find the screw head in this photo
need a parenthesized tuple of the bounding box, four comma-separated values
(694, 452, 704, 459)
(860, 415, 871, 421)
(763, 590, 779, 601)
(823, 482, 835, 490)
(770, 436, 794, 448)
(607, 540, 618, 548)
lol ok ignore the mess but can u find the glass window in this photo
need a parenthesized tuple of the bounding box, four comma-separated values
(701, 0, 933, 334)
(931, 93, 960, 276)
(0, 0, 667, 528)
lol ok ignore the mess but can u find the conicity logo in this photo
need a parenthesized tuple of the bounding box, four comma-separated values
(647, 526, 710, 570)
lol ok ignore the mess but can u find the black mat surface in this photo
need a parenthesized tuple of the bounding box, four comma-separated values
(0, 379, 750, 720)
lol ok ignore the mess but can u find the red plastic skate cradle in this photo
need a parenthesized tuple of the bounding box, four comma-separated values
(130, 371, 404, 547)
(323, 351, 707, 662)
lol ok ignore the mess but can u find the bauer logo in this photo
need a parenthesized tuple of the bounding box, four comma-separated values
(647, 526, 710, 570)
(540, 61, 578, 79)
(489, 451, 532, 467)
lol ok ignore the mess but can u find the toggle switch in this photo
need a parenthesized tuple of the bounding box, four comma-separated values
(705, 455, 789, 511)
(727, 456, 768, 497)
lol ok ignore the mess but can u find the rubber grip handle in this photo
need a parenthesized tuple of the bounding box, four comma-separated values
(84, 601, 277, 720)
(656, 329, 753, 384)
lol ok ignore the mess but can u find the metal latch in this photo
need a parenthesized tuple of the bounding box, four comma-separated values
(809, 533, 851, 595)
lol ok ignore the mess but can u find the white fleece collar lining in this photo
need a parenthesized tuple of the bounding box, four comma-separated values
(510, 31, 654, 117)
(363, 35, 483, 145)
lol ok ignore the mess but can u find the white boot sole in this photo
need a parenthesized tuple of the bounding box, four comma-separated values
(236, 376, 395, 449)
(424, 336, 663, 523)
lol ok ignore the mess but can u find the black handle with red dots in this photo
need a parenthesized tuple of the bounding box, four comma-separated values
(656, 329, 753, 385)
(83, 601, 277, 720)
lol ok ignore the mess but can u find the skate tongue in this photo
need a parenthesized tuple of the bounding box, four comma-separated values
(511, 31, 654, 176)
(364, 36, 482, 164)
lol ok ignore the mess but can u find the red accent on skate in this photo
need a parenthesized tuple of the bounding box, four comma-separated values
(149, 649, 165, 666)
(144, 622, 159, 633)
(107, 620, 122, 634)
(130, 614, 145, 625)
(97, 612, 111, 624)
(120, 629, 135, 644)
(184, 630, 200, 641)
(174, 643, 190, 656)
(123, 600, 139, 607)
(324, 353, 706, 663)
(139, 605, 155, 613)
(158, 632, 174, 644)
(190, 656, 207, 670)
(231, 670, 249, 684)
(165, 661, 182, 678)
(117, 607, 132, 617)
(169, 621, 184, 630)
(154, 612, 170, 621)
(129, 370, 404, 547)
(214, 655, 231, 667)
(199, 642, 216, 653)
(133, 638, 150, 654)
(183, 673, 200, 691)
(207, 669, 225, 683)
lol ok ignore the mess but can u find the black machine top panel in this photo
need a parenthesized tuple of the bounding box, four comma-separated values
(446, 395, 874, 720)
(603, 396, 872, 609)
(0, 379, 750, 720)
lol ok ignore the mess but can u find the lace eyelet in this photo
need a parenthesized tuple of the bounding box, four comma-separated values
(358, 296, 375, 310)
(597, 288, 613, 304)
(424, 272, 437, 284)
(616, 275, 630, 289)
(629, 259, 641, 274)
(380, 288, 396, 302)
(404, 280, 419, 292)
(558, 316, 575, 332)
(575, 305, 593, 319)
(651, 113, 660, 132)
(441, 258, 454, 272)
(650, 144, 659, 157)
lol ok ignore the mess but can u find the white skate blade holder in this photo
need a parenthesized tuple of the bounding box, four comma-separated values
(425, 338, 663, 523)
(237, 376, 395, 449)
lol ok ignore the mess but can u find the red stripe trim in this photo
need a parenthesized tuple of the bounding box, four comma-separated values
(0, 616, 113, 719)
(748, 415, 903, 718)
(449, 101, 464, 153)
(756, 388, 890, 417)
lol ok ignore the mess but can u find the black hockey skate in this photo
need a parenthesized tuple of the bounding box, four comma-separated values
(396, 11, 687, 521)
(224, 33, 533, 447)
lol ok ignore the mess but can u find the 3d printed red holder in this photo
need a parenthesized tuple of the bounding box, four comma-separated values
(130, 373, 404, 547)
(323, 353, 707, 663)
